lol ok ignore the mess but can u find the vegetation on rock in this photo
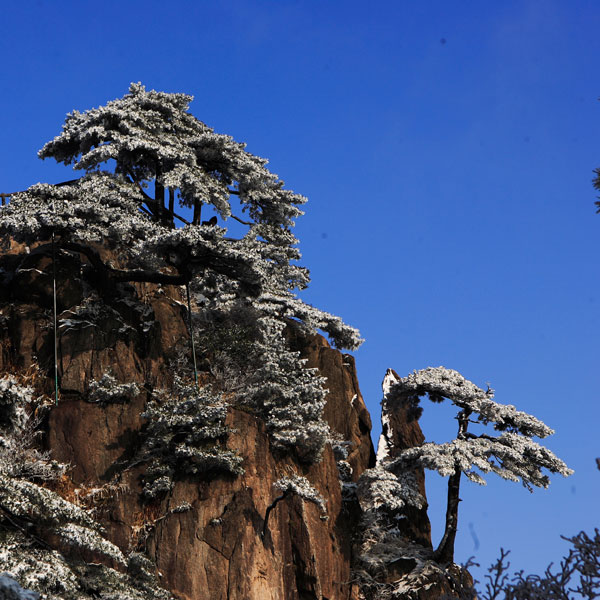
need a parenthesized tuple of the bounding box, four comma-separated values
(139, 377, 243, 499)
(0, 373, 174, 599)
(0, 83, 363, 599)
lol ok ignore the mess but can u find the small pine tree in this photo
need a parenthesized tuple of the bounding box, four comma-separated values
(0, 375, 66, 482)
(380, 367, 573, 564)
(238, 315, 329, 463)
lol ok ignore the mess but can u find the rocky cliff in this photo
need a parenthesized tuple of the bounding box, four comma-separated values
(0, 240, 471, 600)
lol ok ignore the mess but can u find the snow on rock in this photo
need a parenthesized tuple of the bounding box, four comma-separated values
(376, 368, 400, 463)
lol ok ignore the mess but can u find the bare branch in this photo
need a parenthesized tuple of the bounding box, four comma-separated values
(231, 214, 252, 226)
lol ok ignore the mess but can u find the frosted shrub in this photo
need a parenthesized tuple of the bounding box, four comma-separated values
(355, 465, 433, 598)
(274, 475, 327, 512)
(193, 300, 263, 393)
(88, 371, 139, 404)
(262, 475, 326, 538)
(0, 376, 33, 432)
(327, 434, 357, 498)
(357, 467, 425, 514)
(0, 376, 66, 482)
(191, 294, 333, 463)
(0, 474, 124, 566)
(0, 423, 66, 482)
(238, 315, 330, 463)
(140, 378, 243, 499)
(0, 529, 173, 599)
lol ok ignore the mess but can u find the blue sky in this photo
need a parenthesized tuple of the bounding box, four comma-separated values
(2, 0, 599, 585)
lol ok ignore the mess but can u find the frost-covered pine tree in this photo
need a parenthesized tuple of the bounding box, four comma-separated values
(0, 82, 356, 303)
(0, 83, 361, 461)
(0, 82, 298, 292)
(377, 367, 572, 565)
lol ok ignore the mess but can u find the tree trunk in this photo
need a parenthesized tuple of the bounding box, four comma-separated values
(167, 188, 175, 229)
(434, 408, 471, 564)
(155, 163, 165, 222)
(193, 198, 202, 225)
(434, 466, 462, 564)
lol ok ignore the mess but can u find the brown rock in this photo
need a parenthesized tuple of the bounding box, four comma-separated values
(1, 244, 373, 599)
(377, 368, 432, 549)
(147, 409, 353, 600)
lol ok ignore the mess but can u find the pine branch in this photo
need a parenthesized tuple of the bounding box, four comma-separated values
(231, 214, 252, 226)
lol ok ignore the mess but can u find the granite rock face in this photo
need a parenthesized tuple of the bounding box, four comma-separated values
(44, 336, 376, 600)
(0, 241, 469, 599)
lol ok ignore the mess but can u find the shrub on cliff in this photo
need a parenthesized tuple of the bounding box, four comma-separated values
(0, 375, 66, 482)
(0, 375, 175, 599)
(139, 377, 243, 499)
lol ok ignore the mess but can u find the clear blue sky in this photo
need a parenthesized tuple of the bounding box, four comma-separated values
(2, 0, 599, 585)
